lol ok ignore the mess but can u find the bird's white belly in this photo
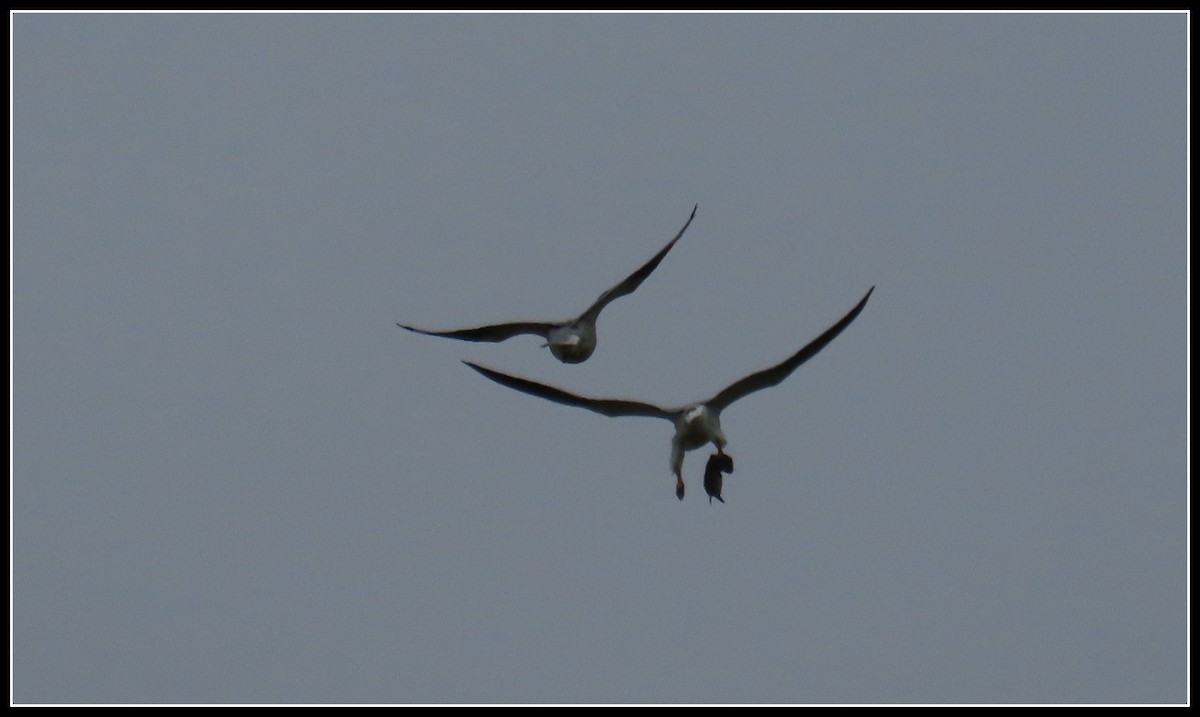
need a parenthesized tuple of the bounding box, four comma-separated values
(676, 406, 723, 451)
(548, 323, 597, 363)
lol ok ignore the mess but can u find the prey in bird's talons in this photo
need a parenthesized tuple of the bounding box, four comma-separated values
(703, 452, 735, 504)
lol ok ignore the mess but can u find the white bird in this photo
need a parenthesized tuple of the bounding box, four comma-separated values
(397, 205, 698, 364)
(464, 286, 874, 500)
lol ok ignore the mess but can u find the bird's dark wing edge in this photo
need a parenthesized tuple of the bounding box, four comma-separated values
(396, 321, 556, 343)
(463, 361, 675, 420)
(707, 285, 875, 411)
(580, 204, 698, 323)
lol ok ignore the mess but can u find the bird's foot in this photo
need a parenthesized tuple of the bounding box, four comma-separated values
(675, 474, 685, 501)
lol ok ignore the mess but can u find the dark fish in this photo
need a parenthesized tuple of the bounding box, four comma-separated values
(703, 452, 735, 503)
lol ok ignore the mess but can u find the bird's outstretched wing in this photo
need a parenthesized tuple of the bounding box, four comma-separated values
(463, 361, 675, 420)
(707, 286, 875, 412)
(579, 204, 698, 323)
(396, 321, 556, 343)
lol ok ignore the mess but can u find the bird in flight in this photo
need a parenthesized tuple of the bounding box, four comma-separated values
(464, 286, 874, 500)
(397, 205, 698, 364)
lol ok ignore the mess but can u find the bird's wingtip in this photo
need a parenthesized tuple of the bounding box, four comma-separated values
(461, 360, 496, 377)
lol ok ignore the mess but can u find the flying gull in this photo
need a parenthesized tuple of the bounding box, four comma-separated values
(398, 205, 698, 364)
(464, 286, 874, 499)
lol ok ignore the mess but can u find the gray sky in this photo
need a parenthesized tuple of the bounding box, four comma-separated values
(12, 11, 1187, 705)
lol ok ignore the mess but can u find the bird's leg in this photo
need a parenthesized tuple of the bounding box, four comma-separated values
(675, 470, 685, 501)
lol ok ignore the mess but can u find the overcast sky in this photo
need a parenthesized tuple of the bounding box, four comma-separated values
(12, 11, 1187, 705)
